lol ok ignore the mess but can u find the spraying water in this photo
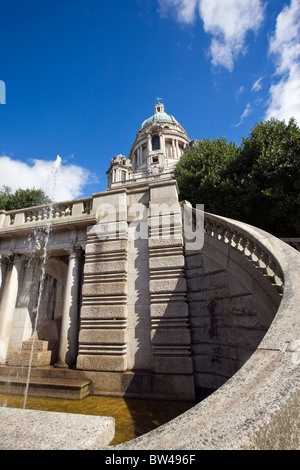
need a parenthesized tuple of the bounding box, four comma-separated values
(23, 224, 51, 409)
(23, 155, 61, 409)
(44, 155, 62, 202)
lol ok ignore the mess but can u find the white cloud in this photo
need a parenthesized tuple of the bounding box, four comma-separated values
(235, 103, 252, 127)
(252, 77, 263, 92)
(265, 0, 300, 123)
(198, 0, 265, 71)
(158, 0, 265, 71)
(158, 0, 197, 24)
(0, 155, 91, 202)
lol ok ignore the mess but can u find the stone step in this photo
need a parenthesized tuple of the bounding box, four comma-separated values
(0, 375, 90, 400)
(22, 339, 49, 351)
(7, 349, 52, 367)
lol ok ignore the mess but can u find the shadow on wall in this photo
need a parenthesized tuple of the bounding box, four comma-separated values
(186, 247, 275, 395)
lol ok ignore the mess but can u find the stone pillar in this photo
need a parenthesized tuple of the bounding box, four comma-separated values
(147, 133, 152, 152)
(0, 255, 9, 296)
(77, 190, 128, 372)
(148, 181, 195, 400)
(138, 147, 141, 167)
(171, 139, 175, 159)
(160, 132, 165, 156)
(175, 139, 179, 159)
(55, 247, 83, 368)
(0, 255, 23, 364)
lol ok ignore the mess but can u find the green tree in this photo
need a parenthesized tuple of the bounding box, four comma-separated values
(237, 118, 300, 236)
(174, 118, 300, 237)
(173, 137, 240, 217)
(0, 186, 51, 211)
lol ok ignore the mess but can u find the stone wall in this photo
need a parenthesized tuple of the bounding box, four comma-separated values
(186, 251, 270, 394)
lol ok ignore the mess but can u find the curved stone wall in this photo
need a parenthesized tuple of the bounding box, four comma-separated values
(117, 210, 300, 450)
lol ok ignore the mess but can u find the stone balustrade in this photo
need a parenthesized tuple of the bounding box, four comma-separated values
(202, 211, 284, 299)
(117, 207, 300, 450)
(0, 197, 93, 228)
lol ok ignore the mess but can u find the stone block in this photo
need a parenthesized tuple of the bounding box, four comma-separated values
(148, 236, 183, 249)
(22, 339, 49, 351)
(152, 356, 193, 374)
(84, 259, 128, 274)
(150, 302, 189, 318)
(82, 281, 128, 297)
(150, 182, 179, 202)
(149, 277, 186, 294)
(85, 239, 127, 255)
(191, 326, 228, 344)
(0, 407, 115, 450)
(152, 373, 195, 401)
(187, 274, 212, 292)
(80, 304, 127, 319)
(93, 221, 128, 240)
(71, 202, 84, 216)
(151, 328, 191, 345)
(79, 328, 127, 344)
(76, 354, 127, 372)
(13, 212, 25, 226)
(149, 255, 185, 270)
(7, 349, 52, 367)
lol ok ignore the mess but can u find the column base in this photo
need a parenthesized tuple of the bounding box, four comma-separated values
(54, 361, 69, 369)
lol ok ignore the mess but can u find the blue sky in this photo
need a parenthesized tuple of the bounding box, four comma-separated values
(0, 0, 299, 201)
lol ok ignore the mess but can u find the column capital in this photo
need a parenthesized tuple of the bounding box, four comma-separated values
(70, 244, 84, 257)
(14, 254, 25, 264)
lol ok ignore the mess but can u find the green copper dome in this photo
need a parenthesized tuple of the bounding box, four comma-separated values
(141, 112, 178, 129)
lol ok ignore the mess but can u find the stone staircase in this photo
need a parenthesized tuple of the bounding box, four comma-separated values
(0, 334, 90, 400)
(0, 373, 90, 400)
(7, 336, 52, 368)
(0, 365, 90, 400)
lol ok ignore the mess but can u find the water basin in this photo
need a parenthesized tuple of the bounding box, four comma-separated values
(0, 393, 194, 446)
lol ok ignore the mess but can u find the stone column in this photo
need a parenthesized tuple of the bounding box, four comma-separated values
(0, 255, 9, 296)
(172, 139, 176, 159)
(175, 139, 179, 159)
(0, 255, 23, 364)
(160, 131, 165, 156)
(55, 247, 83, 368)
(147, 133, 152, 152)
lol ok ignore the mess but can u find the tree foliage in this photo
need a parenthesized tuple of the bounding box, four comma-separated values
(174, 118, 300, 237)
(0, 186, 51, 212)
(173, 137, 240, 218)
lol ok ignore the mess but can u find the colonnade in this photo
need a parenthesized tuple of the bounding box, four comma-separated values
(133, 133, 186, 170)
(111, 167, 131, 184)
(0, 248, 83, 368)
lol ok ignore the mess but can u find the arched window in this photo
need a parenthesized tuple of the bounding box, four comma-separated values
(152, 135, 160, 151)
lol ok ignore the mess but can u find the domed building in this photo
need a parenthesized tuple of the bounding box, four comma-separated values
(107, 100, 190, 189)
